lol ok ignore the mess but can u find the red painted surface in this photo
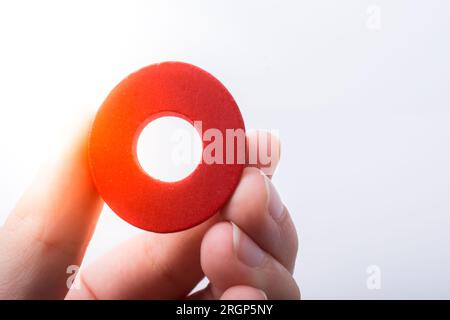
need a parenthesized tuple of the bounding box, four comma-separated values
(89, 62, 245, 232)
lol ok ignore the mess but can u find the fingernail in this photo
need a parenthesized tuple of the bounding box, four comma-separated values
(265, 177, 285, 222)
(232, 223, 266, 268)
(259, 290, 268, 300)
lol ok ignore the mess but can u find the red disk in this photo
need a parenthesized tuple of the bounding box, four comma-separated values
(89, 62, 245, 233)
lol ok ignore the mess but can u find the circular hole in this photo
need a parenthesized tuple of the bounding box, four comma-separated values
(137, 116, 203, 182)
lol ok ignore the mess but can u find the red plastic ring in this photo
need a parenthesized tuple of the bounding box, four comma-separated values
(89, 62, 245, 233)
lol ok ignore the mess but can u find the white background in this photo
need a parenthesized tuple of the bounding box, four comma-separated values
(0, 1, 449, 299)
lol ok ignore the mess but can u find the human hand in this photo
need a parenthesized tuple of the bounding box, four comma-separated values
(0, 116, 299, 300)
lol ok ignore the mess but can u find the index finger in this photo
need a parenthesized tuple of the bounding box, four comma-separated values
(0, 113, 103, 299)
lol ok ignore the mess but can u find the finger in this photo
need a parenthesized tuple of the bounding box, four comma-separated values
(190, 284, 267, 300)
(246, 130, 280, 178)
(220, 286, 267, 300)
(0, 113, 103, 299)
(65, 130, 279, 300)
(221, 167, 298, 273)
(200, 222, 300, 300)
(65, 216, 220, 300)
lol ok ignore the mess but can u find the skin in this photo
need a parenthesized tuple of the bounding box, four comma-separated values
(0, 114, 299, 300)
